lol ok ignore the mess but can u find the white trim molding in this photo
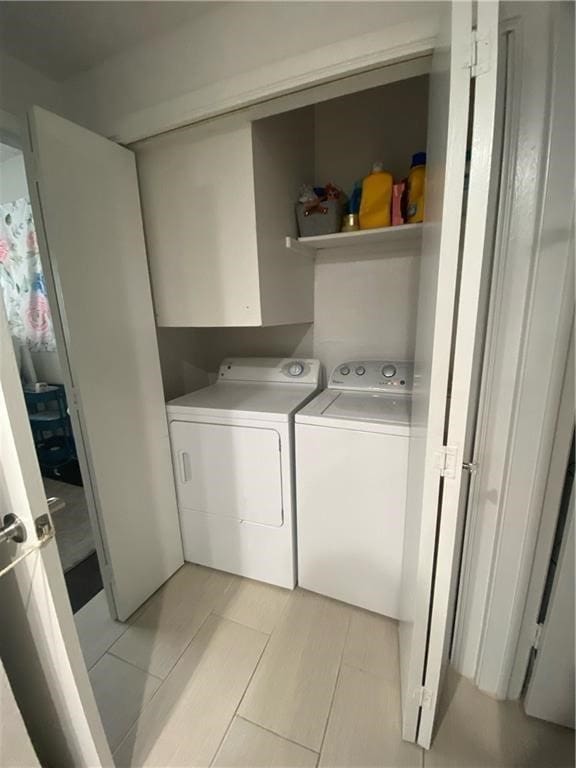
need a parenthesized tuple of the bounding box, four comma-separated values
(109, 20, 437, 144)
(508, 323, 574, 698)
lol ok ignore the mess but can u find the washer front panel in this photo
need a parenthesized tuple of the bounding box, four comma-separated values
(296, 422, 408, 617)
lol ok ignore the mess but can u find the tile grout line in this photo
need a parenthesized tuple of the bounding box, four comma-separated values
(210, 612, 273, 636)
(103, 650, 164, 682)
(109, 605, 219, 757)
(208, 611, 274, 767)
(338, 658, 401, 683)
(105, 572, 284, 759)
(235, 715, 320, 757)
(207, 588, 299, 766)
(108, 578, 297, 762)
(315, 609, 353, 764)
(132, 592, 226, 680)
(77, 600, 133, 671)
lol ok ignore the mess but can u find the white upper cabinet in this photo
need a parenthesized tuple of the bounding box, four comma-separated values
(137, 108, 315, 327)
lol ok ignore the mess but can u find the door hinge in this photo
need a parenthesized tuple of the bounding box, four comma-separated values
(101, 562, 114, 587)
(69, 386, 80, 409)
(532, 623, 544, 651)
(434, 445, 458, 479)
(470, 29, 491, 78)
(414, 686, 434, 709)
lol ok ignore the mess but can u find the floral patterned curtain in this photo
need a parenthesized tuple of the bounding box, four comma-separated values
(0, 197, 56, 351)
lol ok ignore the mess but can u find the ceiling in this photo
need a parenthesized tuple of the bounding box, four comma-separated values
(0, 1, 217, 81)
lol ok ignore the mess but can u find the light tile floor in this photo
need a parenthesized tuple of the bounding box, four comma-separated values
(75, 564, 574, 768)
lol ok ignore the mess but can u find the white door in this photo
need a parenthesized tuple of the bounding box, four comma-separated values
(0, 301, 112, 766)
(1, 657, 41, 768)
(524, 490, 575, 729)
(23, 107, 183, 620)
(400, 0, 500, 748)
(170, 420, 283, 526)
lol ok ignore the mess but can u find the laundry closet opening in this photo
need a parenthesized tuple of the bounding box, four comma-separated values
(129, 58, 435, 615)
(134, 63, 431, 394)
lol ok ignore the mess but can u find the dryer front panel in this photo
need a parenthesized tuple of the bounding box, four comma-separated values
(170, 420, 283, 527)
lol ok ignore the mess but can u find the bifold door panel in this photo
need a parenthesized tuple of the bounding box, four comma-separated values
(398, 0, 500, 749)
(25, 106, 183, 621)
(170, 421, 283, 527)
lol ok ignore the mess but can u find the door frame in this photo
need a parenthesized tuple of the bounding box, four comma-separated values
(451, 1, 575, 699)
(509, 325, 574, 697)
(508, 326, 575, 699)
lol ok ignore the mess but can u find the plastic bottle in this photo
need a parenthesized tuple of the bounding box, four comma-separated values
(406, 152, 426, 223)
(341, 181, 362, 231)
(359, 162, 393, 230)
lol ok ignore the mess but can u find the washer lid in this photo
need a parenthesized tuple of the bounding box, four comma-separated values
(324, 391, 411, 424)
(167, 381, 320, 422)
(296, 389, 411, 435)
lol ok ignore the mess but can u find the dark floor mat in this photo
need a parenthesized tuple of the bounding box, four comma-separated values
(43, 458, 83, 487)
(65, 552, 103, 613)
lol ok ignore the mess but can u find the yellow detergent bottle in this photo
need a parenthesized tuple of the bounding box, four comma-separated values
(406, 152, 426, 223)
(359, 162, 393, 229)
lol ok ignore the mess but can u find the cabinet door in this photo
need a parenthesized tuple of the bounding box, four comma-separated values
(399, 0, 500, 747)
(24, 107, 183, 621)
(170, 420, 283, 527)
(137, 124, 262, 327)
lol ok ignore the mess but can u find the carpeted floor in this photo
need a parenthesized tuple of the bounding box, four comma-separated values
(43, 476, 96, 572)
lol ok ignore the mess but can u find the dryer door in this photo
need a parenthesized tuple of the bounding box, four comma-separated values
(170, 421, 283, 527)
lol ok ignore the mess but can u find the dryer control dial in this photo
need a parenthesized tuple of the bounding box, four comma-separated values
(287, 361, 305, 377)
(339, 365, 351, 376)
(355, 366, 366, 376)
(382, 364, 397, 378)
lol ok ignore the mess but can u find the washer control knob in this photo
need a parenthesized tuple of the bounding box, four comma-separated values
(339, 365, 351, 376)
(288, 362, 304, 377)
(355, 366, 366, 376)
(382, 364, 397, 378)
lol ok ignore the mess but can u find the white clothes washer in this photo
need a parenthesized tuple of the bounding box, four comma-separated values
(295, 360, 412, 616)
(166, 357, 321, 588)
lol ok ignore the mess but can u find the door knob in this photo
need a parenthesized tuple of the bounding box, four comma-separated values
(0, 514, 27, 545)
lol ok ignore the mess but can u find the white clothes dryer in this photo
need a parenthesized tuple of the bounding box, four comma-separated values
(166, 358, 321, 588)
(295, 360, 412, 616)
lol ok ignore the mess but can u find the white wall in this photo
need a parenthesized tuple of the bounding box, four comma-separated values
(310, 252, 420, 375)
(0, 50, 64, 120)
(0, 153, 28, 202)
(315, 75, 429, 191)
(61, 1, 439, 139)
(159, 245, 420, 399)
(156, 328, 210, 401)
(29, 351, 63, 385)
